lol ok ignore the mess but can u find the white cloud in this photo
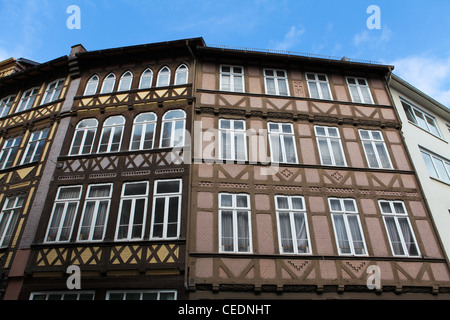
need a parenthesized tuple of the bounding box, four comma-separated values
(391, 55, 450, 107)
(272, 26, 305, 51)
(353, 25, 392, 47)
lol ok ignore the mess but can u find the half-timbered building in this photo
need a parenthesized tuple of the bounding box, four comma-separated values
(187, 45, 450, 299)
(1, 38, 450, 300)
(0, 55, 71, 299)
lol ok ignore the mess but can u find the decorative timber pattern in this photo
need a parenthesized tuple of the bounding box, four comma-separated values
(28, 242, 183, 272)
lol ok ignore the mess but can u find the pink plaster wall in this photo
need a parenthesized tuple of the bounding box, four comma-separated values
(299, 138, 317, 165)
(256, 213, 275, 254)
(312, 215, 334, 255)
(416, 220, 442, 258)
(365, 217, 389, 256)
(196, 211, 213, 252)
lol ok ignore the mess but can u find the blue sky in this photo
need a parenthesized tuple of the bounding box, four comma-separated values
(1, 0, 450, 107)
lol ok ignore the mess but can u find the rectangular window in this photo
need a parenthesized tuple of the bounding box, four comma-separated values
(0, 136, 22, 170)
(0, 95, 15, 118)
(42, 79, 64, 104)
(220, 65, 244, 92)
(219, 119, 247, 161)
(17, 87, 39, 112)
(30, 292, 95, 300)
(268, 122, 298, 164)
(77, 184, 112, 242)
(379, 200, 420, 257)
(306, 73, 332, 100)
(275, 195, 311, 254)
(150, 179, 182, 239)
(420, 149, 450, 184)
(315, 126, 346, 166)
(116, 181, 149, 241)
(329, 198, 367, 256)
(346, 77, 373, 104)
(264, 69, 289, 96)
(219, 193, 252, 253)
(45, 186, 82, 243)
(0, 195, 25, 248)
(402, 100, 441, 137)
(359, 129, 392, 169)
(106, 290, 176, 300)
(21, 129, 49, 164)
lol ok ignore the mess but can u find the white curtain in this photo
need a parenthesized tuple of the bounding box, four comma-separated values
(237, 211, 250, 252)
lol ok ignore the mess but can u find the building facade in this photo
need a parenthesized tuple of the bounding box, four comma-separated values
(0, 55, 71, 299)
(389, 74, 450, 262)
(187, 46, 450, 299)
(1, 38, 450, 300)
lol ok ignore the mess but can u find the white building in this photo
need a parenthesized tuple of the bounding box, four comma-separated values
(389, 74, 450, 261)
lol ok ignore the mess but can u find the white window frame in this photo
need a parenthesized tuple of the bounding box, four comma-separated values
(160, 109, 186, 148)
(156, 66, 171, 87)
(42, 78, 65, 104)
(97, 116, 125, 153)
(115, 181, 149, 241)
(106, 290, 177, 300)
(401, 99, 442, 138)
(84, 75, 99, 96)
(218, 118, 247, 162)
(118, 71, 133, 92)
(329, 198, 367, 256)
(275, 195, 311, 254)
(346, 77, 373, 104)
(174, 64, 189, 85)
(150, 179, 182, 240)
(359, 129, 393, 169)
(220, 65, 245, 92)
(21, 128, 49, 164)
(218, 193, 252, 253)
(379, 200, 420, 257)
(130, 112, 157, 151)
(315, 125, 346, 166)
(264, 68, 289, 96)
(77, 183, 113, 242)
(44, 186, 82, 243)
(0, 95, 16, 118)
(420, 148, 450, 184)
(69, 118, 98, 156)
(139, 68, 153, 89)
(268, 122, 298, 164)
(17, 87, 39, 112)
(0, 136, 22, 170)
(306, 73, 332, 100)
(100, 73, 116, 94)
(30, 291, 95, 300)
(0, 195, 25, 248)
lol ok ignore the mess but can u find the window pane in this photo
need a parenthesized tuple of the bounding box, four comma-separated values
(156, 180, 180, 194)
(398, 217, 419, 256)
(278, 212, 293, 253)
(385, 216, 404, 255)
(221, 211, 233, 252)
(124, 182, 148, 196)
(237, 211, 250, 252)
(276, 197, 289, 209)
(333, 214, 350, 254)
(294, 213, 309, 254)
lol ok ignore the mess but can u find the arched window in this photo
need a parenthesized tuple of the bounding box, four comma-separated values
(43, 78, 65, 104)
(69, 118, 98, 155)
(139, 68, 153, 89)
(174, 64, 189, 85)
(98, 116, 125, 153)
(156, 66, 171, 87)
(100, 73, 116, 94)
(118, 71, 133, 92)
(130, 112, 157, 150)
(160, 109, 186, 148)
(84, 75, 99, 96)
